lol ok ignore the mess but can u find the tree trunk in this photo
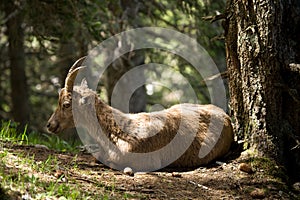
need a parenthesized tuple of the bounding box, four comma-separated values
(105, 0, 147, 113)
(106, 51, 146, 113)
(5, 1, 30, 128)
(225, 0, 300, 180)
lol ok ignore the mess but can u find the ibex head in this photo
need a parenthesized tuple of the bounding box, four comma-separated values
(47, 57, 86, 133)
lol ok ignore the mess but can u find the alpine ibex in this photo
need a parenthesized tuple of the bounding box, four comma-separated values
(47, 57, 234, 171)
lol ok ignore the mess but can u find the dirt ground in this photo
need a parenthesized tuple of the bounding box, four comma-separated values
(2, 142, 300, 199)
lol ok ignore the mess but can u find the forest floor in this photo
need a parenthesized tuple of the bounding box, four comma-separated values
(1, 141, 300, 200)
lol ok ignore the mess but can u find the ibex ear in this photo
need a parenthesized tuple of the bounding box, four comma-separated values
(81, 78, 88, 88)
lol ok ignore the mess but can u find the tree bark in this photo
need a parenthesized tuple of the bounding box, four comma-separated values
(105, 0, 147, 113)
(225, 0, 300, 180)
(5, 1, 30, 127)
(105, 51, 146, 113)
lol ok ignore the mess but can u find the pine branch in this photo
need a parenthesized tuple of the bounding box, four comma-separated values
(202, 13, 226, 23)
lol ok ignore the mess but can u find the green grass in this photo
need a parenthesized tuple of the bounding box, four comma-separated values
(0, 121, 28, 144)
(0, 149, 86, 199)
(0, 120, 80, 152)
(0, 121, 79, 198)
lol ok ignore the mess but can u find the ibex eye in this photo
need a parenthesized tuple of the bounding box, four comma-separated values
(63, 101, 71, 108)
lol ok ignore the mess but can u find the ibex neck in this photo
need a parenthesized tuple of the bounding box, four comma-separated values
(94, 97, 137, 143)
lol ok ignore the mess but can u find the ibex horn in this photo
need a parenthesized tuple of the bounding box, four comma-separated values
(65, 56, 87, 92)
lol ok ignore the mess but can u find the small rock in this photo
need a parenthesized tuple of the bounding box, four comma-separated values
(238, 163, 254, 174)
(171, 172, 182, 178)
(34, 144, 49, 150)
(250, 188, 266, 199)
(21, 193, 31, 200)
(123, 167, 134, 176)
(216, 161, 226, 166)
